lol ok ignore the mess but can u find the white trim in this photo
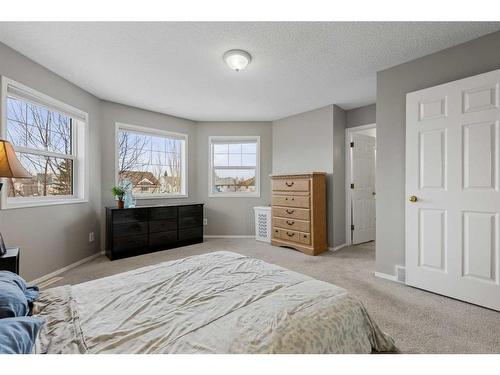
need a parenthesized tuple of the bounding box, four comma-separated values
(29, 252, 102, 285)
(203, 235, 255, 239)
(374, 271, 405, 284)
(0, 76, 89, 210)
(208, 135, 261, 198)
(328, 243, 347, 252)
(345, 123, 376, 246)
(2, 76, 87, 121)
(114, 122, 189, 199)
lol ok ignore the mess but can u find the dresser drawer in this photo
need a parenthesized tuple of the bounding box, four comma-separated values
(179, 205, 203, 228)
(149, 230, 178, 247)
(113, 209, 148, 223)
(272, 178, 310, 192)
(179, 226, 203, 241)
(273, 228, 311, 245)
(149, 219, 178, 233)
(272, 195, 310, 208)
(272, 207, 310, 220)
(150, 207, 177, 220)
(273, 217, 310, 233)
(113, 221, 148, 239)
(113, 234, 148, 253)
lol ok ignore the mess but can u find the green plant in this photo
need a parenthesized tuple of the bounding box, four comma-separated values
(111, 186, 126, 201)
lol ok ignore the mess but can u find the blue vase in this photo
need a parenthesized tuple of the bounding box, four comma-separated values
(122, 179, 134, 208)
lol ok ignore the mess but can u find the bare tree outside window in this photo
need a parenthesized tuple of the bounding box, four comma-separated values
(117, 128, 184, 195)
(6, 96, 74, 198)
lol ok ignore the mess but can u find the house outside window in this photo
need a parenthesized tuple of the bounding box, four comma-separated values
(208, 136, 260, 198)
(115, 123, 188, 198)
(1, 77, 88, 209)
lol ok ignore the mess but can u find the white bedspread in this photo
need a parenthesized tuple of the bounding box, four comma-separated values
(33, 251, 396, 353)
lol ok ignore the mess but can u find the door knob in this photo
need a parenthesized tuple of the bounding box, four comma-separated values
(409, 195, 418, 203)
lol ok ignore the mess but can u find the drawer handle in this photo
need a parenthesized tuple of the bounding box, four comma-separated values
(286, 220, 295, 225)
(286, 232, 295, 237)
(303, 235, 308, 238)
(285, 181, 294, 187)
(275, 229, 279, 233)
(286, 209, 295, 214)
(285, 197, 294, 201)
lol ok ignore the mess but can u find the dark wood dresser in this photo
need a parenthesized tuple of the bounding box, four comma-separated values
(105, 203, 204, 260)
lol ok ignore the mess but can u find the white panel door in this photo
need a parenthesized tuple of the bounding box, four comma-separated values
(351, 133, 376, 244)
(406, 68, 500, 311)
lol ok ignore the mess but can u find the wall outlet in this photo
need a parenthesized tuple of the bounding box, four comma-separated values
(203, 218, 208, 226)
(89, 232, 95, 243)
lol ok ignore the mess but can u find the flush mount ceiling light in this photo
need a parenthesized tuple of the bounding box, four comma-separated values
(223, 49, 251, 71)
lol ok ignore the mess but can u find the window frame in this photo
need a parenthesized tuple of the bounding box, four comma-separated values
(114, 122, 188, 199)
(208, 135, 260, 198)
(0, 76, 89, 210)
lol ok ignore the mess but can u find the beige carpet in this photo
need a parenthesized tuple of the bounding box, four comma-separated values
(48, 238, 500, 353)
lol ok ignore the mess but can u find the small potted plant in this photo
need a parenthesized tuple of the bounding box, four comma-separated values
(111, 186, 126, 209)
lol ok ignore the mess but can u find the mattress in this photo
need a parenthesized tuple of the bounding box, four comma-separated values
(33, 251, 396, 353)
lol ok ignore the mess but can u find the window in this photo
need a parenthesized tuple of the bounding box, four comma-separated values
(209, 136, 260, 197)
(116, 123, 187, 198)
(1, 77, 88, 209)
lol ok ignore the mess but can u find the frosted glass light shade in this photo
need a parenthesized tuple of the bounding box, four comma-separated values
(223, 49, 251, 71)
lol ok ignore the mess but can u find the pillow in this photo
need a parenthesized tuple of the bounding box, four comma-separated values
(0, 271, 39, 303)
(0, 280, 28, 318)
(0, 317, 44, 354)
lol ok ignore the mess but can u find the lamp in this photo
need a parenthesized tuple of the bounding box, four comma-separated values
(0, 140, 31, 255)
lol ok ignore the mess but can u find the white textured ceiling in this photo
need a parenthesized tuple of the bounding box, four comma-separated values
(0, 22, 499, 121)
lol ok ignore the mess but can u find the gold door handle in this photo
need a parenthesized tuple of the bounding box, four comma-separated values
(409, 195, 418, 203)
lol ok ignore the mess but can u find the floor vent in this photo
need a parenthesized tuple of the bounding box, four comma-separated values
(395, 265, 406, 283)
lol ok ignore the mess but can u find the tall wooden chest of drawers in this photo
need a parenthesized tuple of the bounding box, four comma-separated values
(271, 172, 327, 255)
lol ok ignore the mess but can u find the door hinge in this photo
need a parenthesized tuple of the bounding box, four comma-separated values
(350, 183, 354, 189)
(350, 141, 354, 148)
(351, 224, 355, 231)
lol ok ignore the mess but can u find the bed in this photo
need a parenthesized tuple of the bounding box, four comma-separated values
(32, 251, 396, 353)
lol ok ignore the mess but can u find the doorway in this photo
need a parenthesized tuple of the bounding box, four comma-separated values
(345, 123, 376, 245)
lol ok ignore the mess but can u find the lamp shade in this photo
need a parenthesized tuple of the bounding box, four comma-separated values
(0, 140, 31, 178)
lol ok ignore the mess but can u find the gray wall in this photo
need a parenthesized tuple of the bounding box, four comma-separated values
(376, 30, 500, 275)
(346, 104, 376, 128)
(195, 121, 272, 236)
(0, 42, 102, 281)
(272, 105, 346, 247)
(98, 101, 197, 251)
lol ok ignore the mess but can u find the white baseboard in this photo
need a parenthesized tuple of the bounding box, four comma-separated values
(204, 235, 255, 239)
(374, 271, 405, 284)
(328, 243, 347, 252)
(29, 252, 102, 285)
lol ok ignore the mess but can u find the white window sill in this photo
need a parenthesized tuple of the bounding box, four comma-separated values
(208, 193, 261, 198)
(133, 194, 189, 200)
(2, 198, 88, 210)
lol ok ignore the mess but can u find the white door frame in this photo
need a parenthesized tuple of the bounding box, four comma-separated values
(345, 123, 376, 245)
